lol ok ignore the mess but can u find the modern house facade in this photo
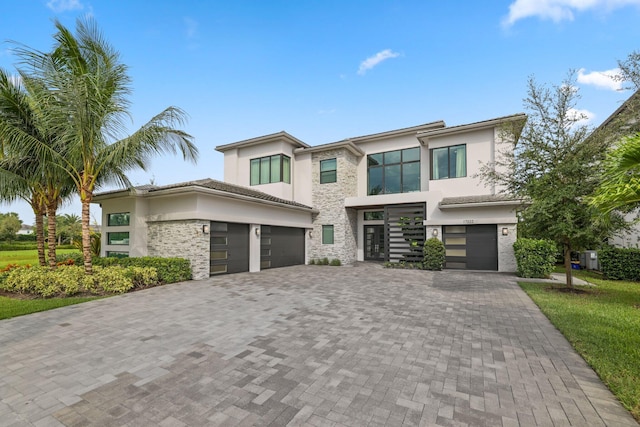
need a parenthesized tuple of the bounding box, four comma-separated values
(94, 113, 526, 280)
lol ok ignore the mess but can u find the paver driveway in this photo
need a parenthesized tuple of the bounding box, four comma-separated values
(0, 264, 637, 426)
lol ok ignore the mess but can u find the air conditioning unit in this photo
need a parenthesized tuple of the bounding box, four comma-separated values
(579, 251, 599, 270)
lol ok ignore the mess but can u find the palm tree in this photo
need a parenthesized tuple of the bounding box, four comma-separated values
(0, 69, 75, 267)
(57, 213, 81, 245)
(591, 133, 640, 213)
(13, 18, 198, 274)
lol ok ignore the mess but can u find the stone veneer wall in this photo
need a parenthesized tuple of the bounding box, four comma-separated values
(497, 223, 517, 272)
(147, 220, 210, 280)
(310, 149, 358, 264)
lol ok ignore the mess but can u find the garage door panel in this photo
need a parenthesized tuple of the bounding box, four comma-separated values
(210, 222, 249, 275)
(261, 226, 305, 269)
(444, 224, 497, 271)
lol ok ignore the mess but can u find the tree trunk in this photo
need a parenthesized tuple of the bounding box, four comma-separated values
(81, 196, 93, 275)
(564, 242, 573, 289)
(46, 202, 58, 269)
(34, 210, 46, 267)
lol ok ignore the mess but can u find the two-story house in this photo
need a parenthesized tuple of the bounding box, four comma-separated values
(93, 113, 526, 279)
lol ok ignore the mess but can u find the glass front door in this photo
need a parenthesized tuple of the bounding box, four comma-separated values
(364, 225, 385, 261)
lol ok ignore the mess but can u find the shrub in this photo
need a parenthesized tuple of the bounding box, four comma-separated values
(56, 252, 84, 266)
(1, 265, 85, 298)
(513, 238, 557, 278)
(94, 257, 191, 283)
(599, 246, 640, 281)
(84, 266, 134, 294)
(308, 259, 315, 265)
(125, 267, 160, 289)
(423, 237, 445, 271)
(329, 259, 341, 266)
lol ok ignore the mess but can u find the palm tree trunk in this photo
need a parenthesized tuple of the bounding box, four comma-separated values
(46, 201, 58, 269)
(81, 196, 93, 275)
(34, 210, 46, 267)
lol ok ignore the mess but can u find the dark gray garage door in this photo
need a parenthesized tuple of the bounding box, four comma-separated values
(443, 224, 498, 271)
(260, 226, 305, 269)
(210, 222, 249, 275)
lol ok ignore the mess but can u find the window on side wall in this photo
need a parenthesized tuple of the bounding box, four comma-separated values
(107, 212, 130, 226)
(320, 158, 337, 184)
(250, 154, 291, 185)
(107, 232, 129, 245)
(430, 144, 466, 180)
(322, 225, 334, 244)
(367, 147, 420, 195)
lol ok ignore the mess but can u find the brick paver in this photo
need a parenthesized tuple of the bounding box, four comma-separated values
(0, 264, 636, 426)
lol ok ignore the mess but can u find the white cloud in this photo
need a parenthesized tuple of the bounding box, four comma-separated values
(46, 0, 83, 13)
(184, 17, 198, 39)
(503, 0, 640, 27)
(577, 68, 623, 91)
(567, 107, 596, 126)
(357, 49, 400, 75)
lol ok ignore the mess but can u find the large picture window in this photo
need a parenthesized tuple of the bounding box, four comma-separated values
(107, 212, 130, 226)
(250, 154, 291, 185)
(367, 147, 420, 195)
(430, 144, 466, 180)
(320, 158, 337, 184)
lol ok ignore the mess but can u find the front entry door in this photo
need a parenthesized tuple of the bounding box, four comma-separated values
(364, 225, 385, 261)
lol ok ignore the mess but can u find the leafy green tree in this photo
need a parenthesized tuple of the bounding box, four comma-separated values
(0, 212, 22, 242)
(12, 18, 198, 273)
(56, 213, 82, 245)
(481, 74, 624, 287)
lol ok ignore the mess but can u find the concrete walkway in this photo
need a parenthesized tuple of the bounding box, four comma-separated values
(0, 264, 636, 426)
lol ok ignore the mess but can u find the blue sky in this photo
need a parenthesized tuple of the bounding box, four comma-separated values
(2, 0, 640, 225)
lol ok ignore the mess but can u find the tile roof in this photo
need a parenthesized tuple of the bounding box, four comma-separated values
(96, 179, 315, 210)
(439, 194, 523, 207)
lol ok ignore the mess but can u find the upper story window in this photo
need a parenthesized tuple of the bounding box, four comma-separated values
(367, 147, 420, 195)
(250, 154, 291, 185)
(320, 158, 337, 184)
(107, 212, 130, 226)
(430, 144, 466, 180)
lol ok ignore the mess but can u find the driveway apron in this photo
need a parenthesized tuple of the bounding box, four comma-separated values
(0, 264, 637, 426)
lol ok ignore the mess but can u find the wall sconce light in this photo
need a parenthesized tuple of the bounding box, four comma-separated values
(255, 227, 260, 237)
(502, 227, 509, 236)
(432, 229, 438, 237)
(202, 224, 210, 234)
(308, 230, 313, 239)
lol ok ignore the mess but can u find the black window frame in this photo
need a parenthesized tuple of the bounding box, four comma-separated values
(320, 158, 337, 184)
(322, 225, 334, 244)
(107, 212, 130, 226)
(367, 147, 421, 195)
(430, 144, 467, 180)
(250, 154, 291, 185)
(107, 231, 130, 245)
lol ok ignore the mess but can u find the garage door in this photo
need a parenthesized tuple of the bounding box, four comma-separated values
(260, 225, 305, 269)
(443, 224, 498, 271)
(210, 222, 249, 275)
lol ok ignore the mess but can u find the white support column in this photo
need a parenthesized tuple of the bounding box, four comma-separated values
(249, 224, 261, 273)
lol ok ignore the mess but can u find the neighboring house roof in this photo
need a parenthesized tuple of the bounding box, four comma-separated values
(94, 178, 315, 212)
(591, 89, 640, 137)
(438, 194, 526, 209)
(417, 113, 527, 143)
(215, 131, 310, 152)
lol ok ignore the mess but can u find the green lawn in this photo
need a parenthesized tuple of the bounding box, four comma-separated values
(520, 271, 640, 421)
(0, 295, 103, 320)
(0, 248, 79, 269)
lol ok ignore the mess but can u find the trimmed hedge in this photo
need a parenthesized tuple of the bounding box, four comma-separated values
(54, 254, 191, 283)
(423, 237, 445, 271)
(513, 238, 557, 278)
(599, 246, 640, 281)
(0, 265, 159, 298)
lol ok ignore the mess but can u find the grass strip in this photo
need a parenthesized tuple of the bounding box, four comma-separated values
(519, 271, 640, 421)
